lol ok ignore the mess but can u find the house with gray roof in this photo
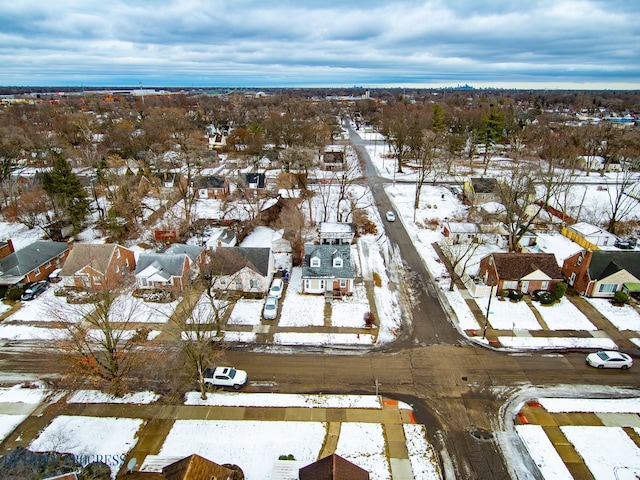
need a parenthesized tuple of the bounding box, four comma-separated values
(302, 244, 355, 297)
(135, 244, 205, 292)
(60, 243, 135, 290)
(562, 249, 640, 298)
(0, 241, 70, 286)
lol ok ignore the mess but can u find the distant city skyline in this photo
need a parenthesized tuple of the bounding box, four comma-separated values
(1, 0, 639, 89)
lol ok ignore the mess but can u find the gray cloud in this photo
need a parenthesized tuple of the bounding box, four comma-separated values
(0, 0, 638, 87)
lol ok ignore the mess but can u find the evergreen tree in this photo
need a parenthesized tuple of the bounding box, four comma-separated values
(42, 157, 90, 231)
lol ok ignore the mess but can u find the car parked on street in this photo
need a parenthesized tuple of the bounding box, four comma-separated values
(269, 278, 284, 298)
(385, 211, 396, 222)
(21, 281, 48, 301)
(203, 366, 248, 390)
(263, 295, 278, 320)
(586, 351, 633, 369)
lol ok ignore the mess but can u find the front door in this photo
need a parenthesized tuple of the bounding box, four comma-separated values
(520, 281, 529, 293)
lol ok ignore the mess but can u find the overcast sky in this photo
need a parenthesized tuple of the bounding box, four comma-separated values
(2, 0, 639, 89)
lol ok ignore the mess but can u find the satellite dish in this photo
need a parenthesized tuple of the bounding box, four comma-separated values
(127, 458, 137, 473)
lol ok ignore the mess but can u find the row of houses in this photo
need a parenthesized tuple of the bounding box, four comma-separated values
(0, 222, 359, 299)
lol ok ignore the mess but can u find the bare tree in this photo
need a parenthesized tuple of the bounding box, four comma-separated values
(440, 237, 484, 291)
(605, 161, 640, 235)
(54, 283, 151, 397)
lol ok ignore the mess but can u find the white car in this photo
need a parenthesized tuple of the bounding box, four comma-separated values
(385, 211, 396, 222)
(586, 351, 633, 369)
(263, 295, 278, 319)
(269, 278, 284, 298)
(203, 366, 248, 390)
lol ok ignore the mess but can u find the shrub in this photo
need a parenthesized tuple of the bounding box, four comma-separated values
(613, 290, 629, 305)
(554, 282, 568, 300)
(5, 287, 23, 301)
(508, 289, 523, 301)
(278, 454, 295, 461)
(498, 289, 509, 299)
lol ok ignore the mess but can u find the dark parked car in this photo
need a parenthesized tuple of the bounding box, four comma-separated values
(532, 289, 554, 304)
(21, 281, 48, 301)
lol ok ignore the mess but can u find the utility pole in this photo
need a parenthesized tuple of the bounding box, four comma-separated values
(482, 284, 495, 340)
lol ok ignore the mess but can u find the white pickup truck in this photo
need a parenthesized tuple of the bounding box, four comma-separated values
(203, 366, 248, 390)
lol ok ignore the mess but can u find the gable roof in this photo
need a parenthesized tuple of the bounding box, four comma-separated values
(213, 247, 271, 277)
(490, 253, 563, 280)
(471, 177, 499, 193)
(59, 243, 124, 276)
(162, 454, 235, 480)
(134, 253, 189, 278)
(299, 454, 370, 480)
(302, 244, 355, 279)
(0, 241, 69, 283)
(588, 251, 640, 280)
(246, 172, 266, 188)
(196, 175, 226, 189)
(162, 244, 204, 263)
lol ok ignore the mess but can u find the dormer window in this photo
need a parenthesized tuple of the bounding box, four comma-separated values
(333, 257, 343, 268)
(311, 256, 320, 267)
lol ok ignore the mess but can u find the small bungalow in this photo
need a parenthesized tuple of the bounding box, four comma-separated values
(243, 172, 267, 199)
(196, 175, 229, 199)
(478, 252, 564, 294)
(0, 241, 70, 287)
(442, 222, 481, 244)
(301, 244, 355, 298)
(210, 247, 273, 295)
(134, 245, 205, 292)
(562, 249, 640, 298)
(60, 243, 136, 290)
(463, 177, 501, 205)
(322, 145, 347, 171)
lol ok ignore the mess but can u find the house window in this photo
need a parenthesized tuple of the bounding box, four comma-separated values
(125, 258, 130, 268)
(115, 265, 120, 273)
(569, 272, 576, 285)
(598, 283, 618, 293)
(320, 280, 325, 289)
(541, 281, 549, 290)
(34, 267, 41, 275)
(305, 280, 310, 290)
(250, 279, 258, 289)
(333, 257, 343, 268)
(220, 279, 226, 285)
(115, 249, 121, 259)
(340, 279, 346, 287)
(235, 279, 242, 289)
(576, 255, 583, 266)
(93, 276, 101, 285)
(46, 261, 52, 268)
(503, 281, 518, 289)
(311, 257, 320, 267)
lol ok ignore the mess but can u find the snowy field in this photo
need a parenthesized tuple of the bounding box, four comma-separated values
(587, 298, 640, 331)
(530, 297, 596, 331)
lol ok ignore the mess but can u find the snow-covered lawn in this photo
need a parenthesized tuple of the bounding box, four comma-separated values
(0, 324, 62, 341)
(331, 284, 370, 328)
(0, 384, 49, 403)
(477, 297, 542, 330)
(444, 286, 481, 330)
(516, 425, 573, 480)
(110, 293, 181, 323)
(184, 393, 385, 409)
(154, 420, 327, 480)
(7, 289, 95, 323)
(274, 332, 375, 345)
(67, 390, 159, 404)
(530, 297, 596, 331)
(335, 423, 390, 480)
(29, 416, 144, 478)
(228, 299, 263, 326)
(404, 424, 441, 480)
(587, 298, 640, 331)
(278, 268, 325, 327)
(0, 415, 27, 443)
(499, 337, 616, 350)
(562, 426, 640, 480)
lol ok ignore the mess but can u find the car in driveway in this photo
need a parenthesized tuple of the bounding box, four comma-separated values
(586, 351, 633, 369)
(263, 295, 278, 320)
(203, 366, 248, 390)
(385, 211, 396, 222)
(21, 281, 48, 301)
(269, 278, 284, 298)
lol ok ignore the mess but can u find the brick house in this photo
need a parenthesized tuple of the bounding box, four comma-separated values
(196, 175, 230, 199)
(562, 249, 640, 298)
(0, 241, 70, 287)
(478, 252, 564, 294)
(59, 243, 135, 290)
